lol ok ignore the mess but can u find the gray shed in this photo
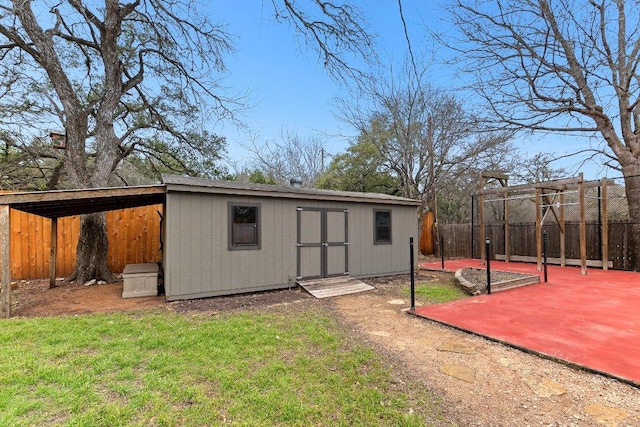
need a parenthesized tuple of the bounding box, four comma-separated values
(162, 175, 421, 301)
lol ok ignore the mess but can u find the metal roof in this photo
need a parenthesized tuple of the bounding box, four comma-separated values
(0, 174, 420, 219)
(162, 175, 421, 206)
(0, 185, 166, 218)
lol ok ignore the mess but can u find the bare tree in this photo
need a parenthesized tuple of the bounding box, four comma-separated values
(447, 0, 640, 267)
(271, 0, 374, 83)
(247, 131, 327, 187)
(0, 0, 373, 282)
(338, 59, 514, 222)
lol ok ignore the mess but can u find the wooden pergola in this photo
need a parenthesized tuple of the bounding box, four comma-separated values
(478, 172, 612, 275)
(0, 185, 166, 318)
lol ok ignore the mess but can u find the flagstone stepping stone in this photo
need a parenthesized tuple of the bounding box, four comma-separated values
(439, 363, 476, 383)
(523, 377, 567, 398)
(437, 339, 477, 355)
(583, 404, 628, 426)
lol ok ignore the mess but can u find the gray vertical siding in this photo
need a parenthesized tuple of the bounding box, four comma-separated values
(164, 191, 418, 300)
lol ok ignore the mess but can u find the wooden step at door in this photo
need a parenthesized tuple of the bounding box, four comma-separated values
(297, 276, 374, 299)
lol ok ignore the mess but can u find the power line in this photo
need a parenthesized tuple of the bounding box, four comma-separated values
(397, 0, 419, 81)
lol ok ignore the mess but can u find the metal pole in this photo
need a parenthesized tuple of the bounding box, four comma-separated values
(543, 230, 548, 283)
(440, 235, 445, 269)
(410, 236, 415, 311)
(485, 238, 491, 295)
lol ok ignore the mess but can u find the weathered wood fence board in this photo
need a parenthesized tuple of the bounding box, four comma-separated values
(420, 212, 435, 255)
(437, 221, 637, 270)
(5, 205, 162, 279)
(437, 224, 473, 258)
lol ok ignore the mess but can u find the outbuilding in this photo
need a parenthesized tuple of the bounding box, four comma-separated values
(162, 175, 420, 300)
(0, 175, 421, 316)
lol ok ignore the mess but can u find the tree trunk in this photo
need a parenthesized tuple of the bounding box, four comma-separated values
(69, 212, 115, 283)
(622, 163, 640, 271)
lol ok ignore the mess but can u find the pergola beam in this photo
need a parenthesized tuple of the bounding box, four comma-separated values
(479, 177, 608, 196)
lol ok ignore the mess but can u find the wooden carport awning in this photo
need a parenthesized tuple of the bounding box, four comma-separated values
(1, 185, 166, 218)
(0, 185, 167, 318)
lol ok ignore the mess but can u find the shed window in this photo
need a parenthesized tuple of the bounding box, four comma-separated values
(374, 209, 392, 244)
(228, 203, 261, 250)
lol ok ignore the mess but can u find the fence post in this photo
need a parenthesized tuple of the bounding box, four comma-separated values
(440, 235, 444, 269)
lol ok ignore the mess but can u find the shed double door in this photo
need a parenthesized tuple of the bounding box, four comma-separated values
(296, 207, 349, 280)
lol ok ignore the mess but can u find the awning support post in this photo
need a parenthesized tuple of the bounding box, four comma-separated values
(1, 205, 10, 318)
(50, 217, 58, 288)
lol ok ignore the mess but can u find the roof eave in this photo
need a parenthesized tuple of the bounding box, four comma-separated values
(165, 183, 421, 206)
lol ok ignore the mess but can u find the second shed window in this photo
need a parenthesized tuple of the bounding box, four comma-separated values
(374, 209, 392, 244)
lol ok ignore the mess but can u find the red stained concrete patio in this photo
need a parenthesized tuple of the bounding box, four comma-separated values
(416, 259, 640, 386)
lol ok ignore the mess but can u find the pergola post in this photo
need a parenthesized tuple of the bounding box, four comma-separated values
(504, 186, 510, 263)
(1, 205, 10, 318)
(49, 217, 58, 288)
(478, 173, 603, 271)
(579, 174, 587, 275)
(601, 177, 609, 270)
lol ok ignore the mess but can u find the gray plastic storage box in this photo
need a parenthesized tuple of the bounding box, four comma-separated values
(122, 263, 159, 298)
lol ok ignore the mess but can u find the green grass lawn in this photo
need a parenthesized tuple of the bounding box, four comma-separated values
(406, 280, 468, 304)
(0, 308, 445, 426)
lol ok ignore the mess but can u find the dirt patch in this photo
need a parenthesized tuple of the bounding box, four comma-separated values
(11, 278, 314, 318)
(9, 272, 640, 426)
(171, 286, 314, 314)
(12, 279, 166, 317)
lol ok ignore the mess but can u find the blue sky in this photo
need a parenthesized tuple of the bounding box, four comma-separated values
(215, 1, 445, 163)
(213, 1, 612, 180)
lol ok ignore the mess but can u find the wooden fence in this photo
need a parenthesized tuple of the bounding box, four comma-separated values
(7, 205, 163, 280)
(437, 221, 637, 270)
